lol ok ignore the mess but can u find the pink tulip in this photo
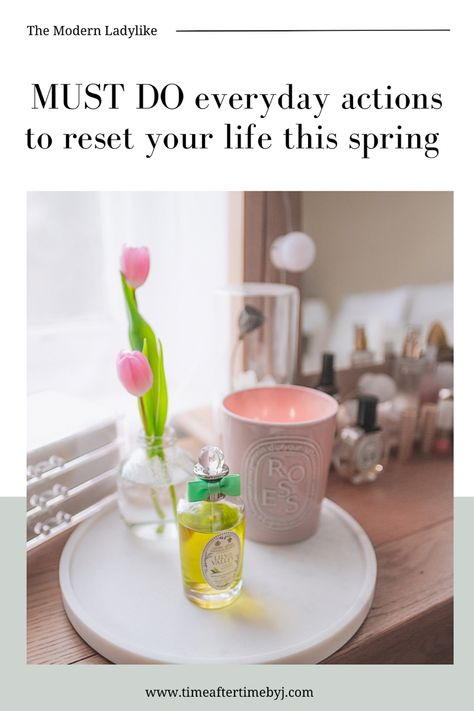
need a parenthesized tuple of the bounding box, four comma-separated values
(116, 350, 153, 397)
(120, 245, 150, 289)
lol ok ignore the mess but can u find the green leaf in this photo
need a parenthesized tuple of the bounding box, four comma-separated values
(140, 338, 155, 437)
(155, 338, 168, 436)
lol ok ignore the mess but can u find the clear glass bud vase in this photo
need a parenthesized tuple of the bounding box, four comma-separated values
(117, 428, 193, 540)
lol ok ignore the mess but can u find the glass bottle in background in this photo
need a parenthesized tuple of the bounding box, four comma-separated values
(419, 321, 454, 404)
(350, 325, 375, 367)
(427, 321, 453, 363)
(333, 395, 386, 485)
(315, 352, 340, 400)
(394, 326, 426, 410)
(178, 446, 245, 609)
(433, 389, 454, 456)
(383, 340, 397, 376)
(117, 427, 193, 540)
(397, 407, 418, 462)
(419, 342, 440, 404)
(419, 402, 438, 455)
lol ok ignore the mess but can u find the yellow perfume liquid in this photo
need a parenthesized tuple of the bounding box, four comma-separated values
(178, 500, 245, 609)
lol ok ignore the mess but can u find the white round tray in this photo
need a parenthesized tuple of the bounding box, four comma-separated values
(59, 499, 376, 664)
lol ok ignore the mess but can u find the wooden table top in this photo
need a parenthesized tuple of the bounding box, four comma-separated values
(27, 439, 453, 665)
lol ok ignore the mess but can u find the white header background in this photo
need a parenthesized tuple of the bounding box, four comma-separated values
(1, 1, 472, 495)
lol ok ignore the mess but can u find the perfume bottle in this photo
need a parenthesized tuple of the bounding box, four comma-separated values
(315, 352, 339, 400)
(177, 446, 245, 609)
(350, 325, 375, 367)
(333, 395, 386, 484)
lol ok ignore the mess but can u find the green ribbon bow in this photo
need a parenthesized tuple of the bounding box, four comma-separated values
(188, 474, 241, 502)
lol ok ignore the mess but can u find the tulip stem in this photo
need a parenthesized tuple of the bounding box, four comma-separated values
(150, 487, 166, 533)
(138, 397, 150, 436)
(157, 448, 178, 521)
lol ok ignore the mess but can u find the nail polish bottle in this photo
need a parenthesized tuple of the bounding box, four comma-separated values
(333, 395, 386, 485)
(350, 325, 375, 367)
(315, 352, 340, 400)
(177, 446, 245, 609)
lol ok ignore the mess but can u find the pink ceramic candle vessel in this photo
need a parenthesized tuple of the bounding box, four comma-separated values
(222, 385, 338, 544)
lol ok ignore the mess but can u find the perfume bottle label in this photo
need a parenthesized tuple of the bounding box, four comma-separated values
(200, 531, 241, 590)
(355, 433, 384, 472)
(242, 436, 321, 532)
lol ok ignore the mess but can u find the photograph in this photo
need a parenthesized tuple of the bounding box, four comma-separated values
(26, 191, 453, 664)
